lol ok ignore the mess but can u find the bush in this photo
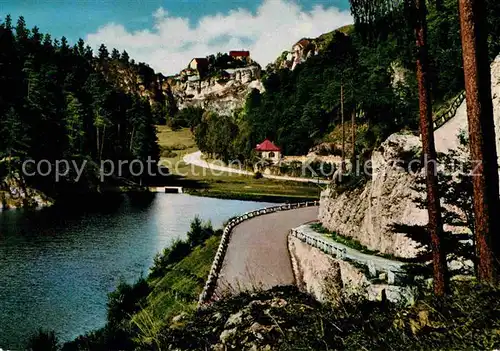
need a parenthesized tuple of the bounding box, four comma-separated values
(187, 216, 214, 248)
(254, 171, 263, 179)
(170, 143, 188, 151)
(26, 329, 59, 351)
(161, 149, 177, 158)
(150, 239, 192, 278)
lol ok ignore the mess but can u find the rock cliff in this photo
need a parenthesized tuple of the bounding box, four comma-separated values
(99, 60, 263, 117)
(0, 174, 53, 210)
(167, 65, 264, 116)
(319, 134, 426, 258)
(319, 55, 500, 259)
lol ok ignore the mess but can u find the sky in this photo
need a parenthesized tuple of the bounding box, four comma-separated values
(0, 0, 352, 75)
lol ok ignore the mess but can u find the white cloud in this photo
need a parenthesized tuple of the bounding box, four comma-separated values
(85, 0, 352, 75)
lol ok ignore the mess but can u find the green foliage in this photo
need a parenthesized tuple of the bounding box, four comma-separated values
(26, 329, 59, 351)
(187, 216, 215, 247)
(170, 106, 204, 131)
(150, 217, 215, 279)
(194, 112, 239, 162)
(0, 15, 160, 196)
(311, 222, 378, 255)
(150, 239, 192, 278)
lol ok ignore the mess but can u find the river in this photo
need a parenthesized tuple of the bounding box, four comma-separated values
(0, 193, 273, 349)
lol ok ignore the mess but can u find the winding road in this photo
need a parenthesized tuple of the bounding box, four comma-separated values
(213, 206, 318, 298)
(183, 151, 330, 184)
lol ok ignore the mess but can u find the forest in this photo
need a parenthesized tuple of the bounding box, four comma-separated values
(0, 15, 160, 197)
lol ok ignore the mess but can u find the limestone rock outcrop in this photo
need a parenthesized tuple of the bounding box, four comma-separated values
(168, 65, 264, 116)
(1, 174, 53, 210)
(319, 133, 426, 258)
(320, 55, 500, 259)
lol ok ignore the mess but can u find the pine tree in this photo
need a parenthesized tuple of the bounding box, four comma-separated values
(4, 14, 12, 31)
(120, 50, 130, 64)
(0, 107, 29, 174)
(15, 16, 29, 42)
(76, 38, 85, 57)
(111, 48, 120, 60)
(458, 0, 500, 283)
(349, 0, 449, 295)
(98, 44, 109, 60)
(65, 93, 85, 155)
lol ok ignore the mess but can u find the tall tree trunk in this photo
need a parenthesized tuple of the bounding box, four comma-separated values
(341, 83, 345, 172)
(99, 125, 106, 161)
(130, 125, 135, 152)
(96, 127, 100, 158)
(459, 0, 500, 283)
(351, 107, 356, 161)
(415, 0, 449, 296)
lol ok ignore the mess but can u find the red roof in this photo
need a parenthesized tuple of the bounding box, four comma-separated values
(294, 39, 310, 48)
(230, 50, 250, 57)
(256, 139, 281, 152)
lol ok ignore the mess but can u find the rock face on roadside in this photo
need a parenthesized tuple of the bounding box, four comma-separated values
(319, 54, 500, 259)
(319, 134, 426, 258)
(168, 65, 264, 116)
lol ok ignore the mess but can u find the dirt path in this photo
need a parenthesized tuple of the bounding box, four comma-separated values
(183, 151, 330, 184)
(214, 207, 318, 298)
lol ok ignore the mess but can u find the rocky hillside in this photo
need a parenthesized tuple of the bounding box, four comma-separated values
(96, 60, 178, 120)
(98, 59, 264, 118)
(268, 24, 354, 71)
(167, 65, 264, 116)
(320, 54, 500, 260)
(98, 26, 356, 119)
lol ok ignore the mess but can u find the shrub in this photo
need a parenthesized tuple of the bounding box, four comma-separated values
(150, 239, 192, 278)
(187, 216, 214, 247)
(26, 329, 59, 351)
(254, 171, 263, 179)
(170, 143, 188, 151)
(161, 149, 177, 158)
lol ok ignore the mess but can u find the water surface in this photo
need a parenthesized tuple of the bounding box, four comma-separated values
(0, 193, 273, 348)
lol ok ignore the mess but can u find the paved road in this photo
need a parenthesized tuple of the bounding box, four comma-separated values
(183, 151, 330, 184)
(214, 207, 318, 298)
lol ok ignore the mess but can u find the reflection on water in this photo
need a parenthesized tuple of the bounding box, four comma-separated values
(0, 193, 272, 348)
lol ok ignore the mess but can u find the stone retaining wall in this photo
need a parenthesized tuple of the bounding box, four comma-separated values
(198, 201, 319, 306)
(289, 224, 416, 304)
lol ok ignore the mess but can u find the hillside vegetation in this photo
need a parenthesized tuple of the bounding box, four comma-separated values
(0, 15, 159, 199)
(189, 0, 500, 163)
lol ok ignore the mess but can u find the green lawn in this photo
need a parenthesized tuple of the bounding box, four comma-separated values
(156, 126, 323, 201)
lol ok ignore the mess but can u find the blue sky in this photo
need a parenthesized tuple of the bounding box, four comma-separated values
(0, 0, 352, 74)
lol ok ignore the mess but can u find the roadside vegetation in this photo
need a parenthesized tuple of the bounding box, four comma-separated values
(53, 217, 221, 351)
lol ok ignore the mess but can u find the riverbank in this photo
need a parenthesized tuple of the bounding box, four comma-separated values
(59, 219, 222, 351)
(156, 126, 323, 202)
(0, 194, 272, 349)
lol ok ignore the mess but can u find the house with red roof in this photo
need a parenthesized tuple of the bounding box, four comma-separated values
(229, 50, 251, 64)
(255, 139, 282, 162)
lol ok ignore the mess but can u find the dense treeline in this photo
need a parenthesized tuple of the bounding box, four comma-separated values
(192, 0, 500, 160)
(0, 15, 160, 195)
